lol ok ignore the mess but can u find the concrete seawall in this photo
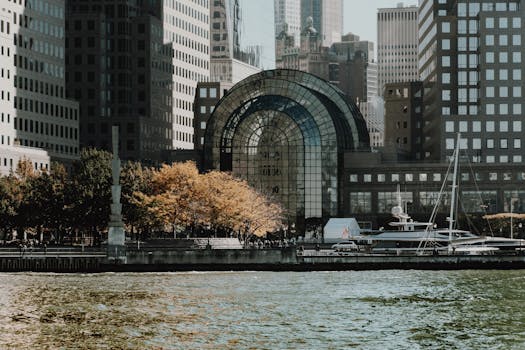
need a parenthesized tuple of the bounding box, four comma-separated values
(1, 249, 525, 272)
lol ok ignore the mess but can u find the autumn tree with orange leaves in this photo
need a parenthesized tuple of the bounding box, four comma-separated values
(135, 162, 284, 238)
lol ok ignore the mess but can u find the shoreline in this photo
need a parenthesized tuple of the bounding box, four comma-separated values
(2, 248, 525, 272)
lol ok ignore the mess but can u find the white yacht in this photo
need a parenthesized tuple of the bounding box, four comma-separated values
(348, 134, 525, 255)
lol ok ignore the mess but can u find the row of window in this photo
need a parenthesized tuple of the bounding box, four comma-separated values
(15, 117, 77, 140)
(17, 138, 77, 155)
(14, 53, 64, 80)
(14, 96, 78, 120)
(350, 170, 525, 184)
(14, 75, 64, 99)
(15, 33, 65, 60)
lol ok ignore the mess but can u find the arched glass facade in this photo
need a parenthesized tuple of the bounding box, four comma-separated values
(204, 70, 370, 231)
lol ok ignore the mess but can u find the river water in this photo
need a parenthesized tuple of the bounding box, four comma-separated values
(0, 270, 524, 349)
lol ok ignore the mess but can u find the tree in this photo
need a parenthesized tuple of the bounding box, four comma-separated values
(121, 161, 156, 238)
(68, 148, 112, 235)
(0, 175, 22, 240)
(139, 162, 204, 236)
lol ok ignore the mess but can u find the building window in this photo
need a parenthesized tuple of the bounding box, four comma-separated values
(486, 17, 494, 28)
(513, 17, 521, 28)
(199, 87, 207, 98)
(513, 52, 522, 63)
(350, 192, 372, 214)
(499, 35, 508, 46)
(514, 104, 522, 115)
(500, 139, 508, 149)
(391, 174, 399, 182)
(486, 86, 495, 97)
(377, 174, 385, 182)
(364, 174, 372, 182)
(514, 155, 522, 163)
(349, 174, 358, 182)
(499, 18, 508, 29)
(442, 22, 451, 33)
(513, 69, 521, 80)
(486, 34, 494, 46)
(513, 34, 521, 45)
(445, 121, 454, 132)
(473, 138, 481, 149)
(487, 139, 495, 148)
(500, 121, 509, 132)
(486, 52, 494, 63)
(486, 104, 495, 115)
(433, 173, 441, 182)
(486, 69, 494, 80)
(419, 173, 427, 182)
(513, 121, 522, 132)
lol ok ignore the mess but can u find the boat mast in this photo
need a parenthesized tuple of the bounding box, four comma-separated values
(448, 133, 461, 249)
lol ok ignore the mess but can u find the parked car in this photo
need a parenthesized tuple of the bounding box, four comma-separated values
(331, 241, 359, 252)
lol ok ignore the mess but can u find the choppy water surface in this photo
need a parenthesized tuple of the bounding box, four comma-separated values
(0, 270, 524, 349)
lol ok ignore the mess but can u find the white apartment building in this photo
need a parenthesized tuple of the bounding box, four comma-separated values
(164, 0, 210, 150)
(377, 3, 419, 96)
(1, 0, 80, 175)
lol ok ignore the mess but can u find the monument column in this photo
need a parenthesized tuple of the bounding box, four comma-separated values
(107, 126, 126, 263)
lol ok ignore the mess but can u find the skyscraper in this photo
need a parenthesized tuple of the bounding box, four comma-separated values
(1, 0, 79, 175)
(164, 0, 210, 150)
(66, 1, 209, 159)
(377, 3, 419, 97)
(210, 0, 261, 84)
(300, 0, 342, 47)
(419, 0, 524, 163)
(274, 0, 301, 48)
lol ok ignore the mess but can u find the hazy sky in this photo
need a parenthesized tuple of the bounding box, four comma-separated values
(343, 0, 418, 42)
(241, 0, 419, 69)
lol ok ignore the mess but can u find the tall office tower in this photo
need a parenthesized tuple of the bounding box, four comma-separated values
(377, 3, 419, 96)
(164, 0, 210, 150)
(419, 0, 524, 163)
(274, 0, 301, 48)
(66, 2, 173, 162)
(0, 0, 80, 176)
(210, 0, 261, 84)
(300, 0, 342, 47)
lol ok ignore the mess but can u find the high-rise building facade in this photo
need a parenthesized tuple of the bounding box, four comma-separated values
(274, 0, 301, 48)
(210, 0, 260, 84)
(66, 1, 209, 159)
(164, 0, 210, 150)
(300, 0, 342, 47)
(301, 0, 343, 47)
(377, 3, 419, 96)
(419, 0, 524, 162)
(1, 0, 79, 175)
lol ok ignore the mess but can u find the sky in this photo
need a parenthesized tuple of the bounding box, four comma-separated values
(241, 0, 419, 69)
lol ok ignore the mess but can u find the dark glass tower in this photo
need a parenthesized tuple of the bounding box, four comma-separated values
(66, 1, 174, 163)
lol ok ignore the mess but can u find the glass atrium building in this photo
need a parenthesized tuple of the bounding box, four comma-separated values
(203, 69, 370, 231)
